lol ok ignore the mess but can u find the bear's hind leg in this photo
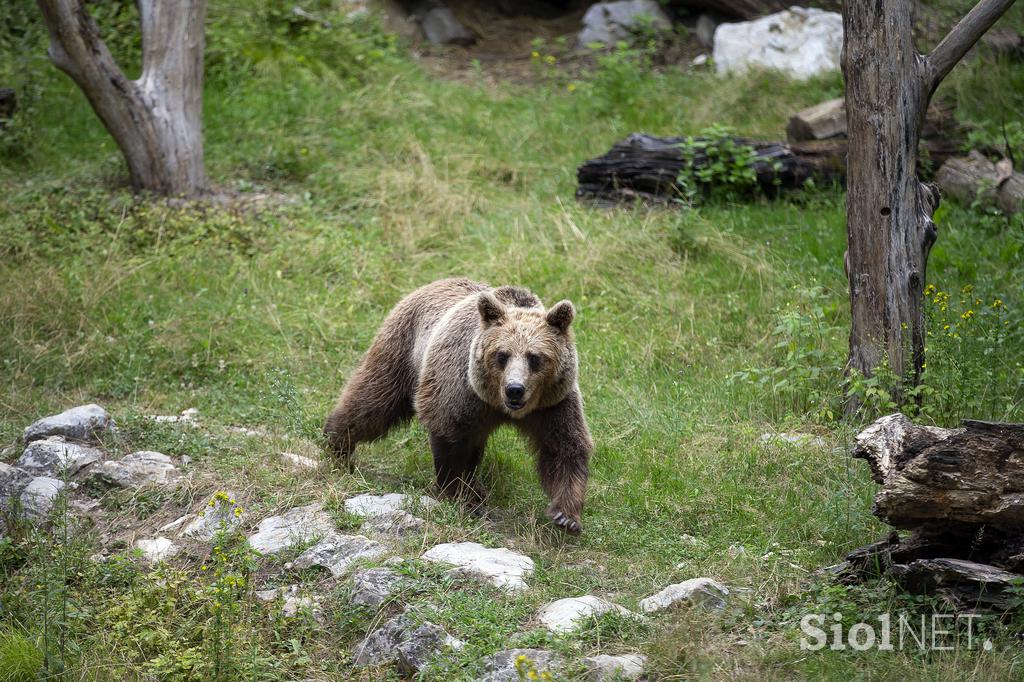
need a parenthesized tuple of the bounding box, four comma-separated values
(429, 434, 487, 505)
(324, 358, 415, 470)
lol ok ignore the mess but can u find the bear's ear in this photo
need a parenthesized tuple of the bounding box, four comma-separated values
(478, 292, 506, 327)
(545, 300, 575, 332)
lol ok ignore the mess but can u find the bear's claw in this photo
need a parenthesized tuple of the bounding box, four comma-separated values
(548, 509, 582, 535)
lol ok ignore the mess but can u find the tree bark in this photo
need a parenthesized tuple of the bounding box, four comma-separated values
(842, 0, 1015, 406)
(37, 0, 206, 196)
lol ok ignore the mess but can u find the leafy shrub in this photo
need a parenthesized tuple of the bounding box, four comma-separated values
(677, 124, 762, 203)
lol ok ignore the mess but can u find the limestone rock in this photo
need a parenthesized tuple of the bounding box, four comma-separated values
(353, 613, 462, 673)
(182, 492, 243, 541)
(248, 503, 336, 555)
(578, 0, 672, 49)
(582, 654, 646, 681)
(90, 451, 180, 488)
(537, 595, 638, 633)
(148, 408, 199, 424)
(283, 594, 324, 622)
(713, 7, 843, 80)
(293, 533, 385, 577)
(19, 476, 66, 520)
(344, 492, 438, 518)
(479, 648, 564, 682)
(23, 404, 111, 444)
(422, 542, 534, 592)
(639, 577, 729, 613)
(281, 452, 319, 470)
(0, 463, 33, 508)
(135, 536, 180, 562)
(360, 509, 425, 538)
(16, 436, 103, 478)
(350, 567, 402, 607)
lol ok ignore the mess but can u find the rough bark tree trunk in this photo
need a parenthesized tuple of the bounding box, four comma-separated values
(37, 0, 206, 197)
(842, 0, 1016, 407)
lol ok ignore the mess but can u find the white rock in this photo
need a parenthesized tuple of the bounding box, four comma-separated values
(354, 613, 463, 673)
(135, 536, 180, 562)
(148, 408, 199, 424)
(350, 567, 402, 607)
(360, 509, 425, 538)
(479, 649, 564, 682)
(247, 503, 335, 555)
(422, 542, 534, 592)
(292, 533, 385, 577)
(537, 596, 638, 633)
(255, 584, 297, 602)
(0, 462, 33, 505)
(23, 404, 111, 444)
(90, 451, 180, 488)
(282, 595, 324, 622)
(281, 452, 320, 470)
(713, 7, 843, 80)
(639, 577, 729, 613)
(182, 492, 243, 541)
(19, 476, 66, 520)
(16, 436, 103, 478)
(344, 493, 438, 518)
(583, 654, 647, 681)
(578, 0, 672, 49)
(159, 514, 193, 534)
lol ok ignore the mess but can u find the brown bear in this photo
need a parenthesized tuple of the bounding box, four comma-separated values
(324, 278, 593, 534)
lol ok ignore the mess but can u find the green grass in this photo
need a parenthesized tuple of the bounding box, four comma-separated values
(2, 1, 1024, 680)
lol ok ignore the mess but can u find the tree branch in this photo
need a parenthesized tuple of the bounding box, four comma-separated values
(926, 0, 1018, 94)
(36, 0, 129, 88)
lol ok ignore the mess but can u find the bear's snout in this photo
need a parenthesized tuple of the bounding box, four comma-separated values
(505, 382, 526, 407)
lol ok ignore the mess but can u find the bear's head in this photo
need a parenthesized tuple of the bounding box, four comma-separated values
(469, 290, 578, 418)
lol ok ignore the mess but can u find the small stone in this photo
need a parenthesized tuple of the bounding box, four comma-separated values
(537, 596, 639, 633)
(422, 542, 534, 592)
(582, 654, 646, 681)
(159, 514, 192, 534)
(344, 492, 438, 518)
(282, 595, 324, 623)
(479, 649, 564, 682)
(247, 503, 335, 555)
(680, 533, 707, 549)
(639, 577, 729, 613)
(23, 404, 111, 444)
(360, 509, 425, 537)
(281, 452, 320, 470)
(89, 451, 180, 488)
(0, 463, 33, 507)
(182, 492, 243, 541)
(148, 408, 199, 424)
(19, 476, 66, 520)
(293, 533, 385, 577)
(350, 567, 402, 607)
(728, 543, 746, 559)
(135, 536, 180, 562)
(353, 613, 462, 672)
(16, 436, 103, 478)
(255, 584, 297, 603)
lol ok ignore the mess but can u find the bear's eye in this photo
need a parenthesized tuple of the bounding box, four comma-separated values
(527, 353, 542, 372)
(495, 352, 509, 369)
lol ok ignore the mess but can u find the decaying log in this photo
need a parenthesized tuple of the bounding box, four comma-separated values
(843, 414, 1024, 611)
(935, 151, 1024, 214)
(575, 133, 845, 205)
(576, 132, 960, 206)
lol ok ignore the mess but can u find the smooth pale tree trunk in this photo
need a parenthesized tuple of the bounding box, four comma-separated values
(842, 0, 1016, 406)
(37, 0, 206, 196)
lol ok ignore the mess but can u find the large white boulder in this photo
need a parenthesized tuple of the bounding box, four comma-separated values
(344, 493, 437, 518)
(247, 503, 335, 555)
(713, 7, 843, 80)
(292, 533, 385, 577)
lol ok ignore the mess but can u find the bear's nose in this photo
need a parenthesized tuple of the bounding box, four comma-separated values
(505, 383, 525, 402)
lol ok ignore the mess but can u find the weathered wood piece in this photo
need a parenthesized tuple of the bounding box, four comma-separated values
(786, 98, 847, 142)
(935, 151, 1024, 214)
(844, 414, 1024, 611)
(575, 133, 845, 205)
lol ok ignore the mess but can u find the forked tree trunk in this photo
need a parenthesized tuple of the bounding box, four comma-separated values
(842, 0, 1015, 405)
(37, 0, 206, 196)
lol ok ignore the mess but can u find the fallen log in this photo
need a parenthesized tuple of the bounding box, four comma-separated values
(839, 414, 1024, 611)
(935, 151, 1024, 214)
(576, 133, 957, 206)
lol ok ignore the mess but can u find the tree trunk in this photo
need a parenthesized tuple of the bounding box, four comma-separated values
(842, 0, 1016, 405)
(37, 0, 206, 197)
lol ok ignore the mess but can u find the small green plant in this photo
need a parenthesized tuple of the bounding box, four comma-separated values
(0, 625, 44, 682)
(677, 124, 762, 204)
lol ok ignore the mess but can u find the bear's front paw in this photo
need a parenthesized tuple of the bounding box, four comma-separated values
(547, 507, 582, 535)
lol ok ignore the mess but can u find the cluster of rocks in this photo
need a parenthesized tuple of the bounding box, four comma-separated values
(0, 404, 184, 530)
(3, 404, 732, 679)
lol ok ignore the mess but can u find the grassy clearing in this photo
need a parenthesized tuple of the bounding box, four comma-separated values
(2, 1, 1024, 680)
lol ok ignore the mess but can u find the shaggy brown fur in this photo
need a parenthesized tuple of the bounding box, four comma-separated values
(324, 278, 593, 534)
